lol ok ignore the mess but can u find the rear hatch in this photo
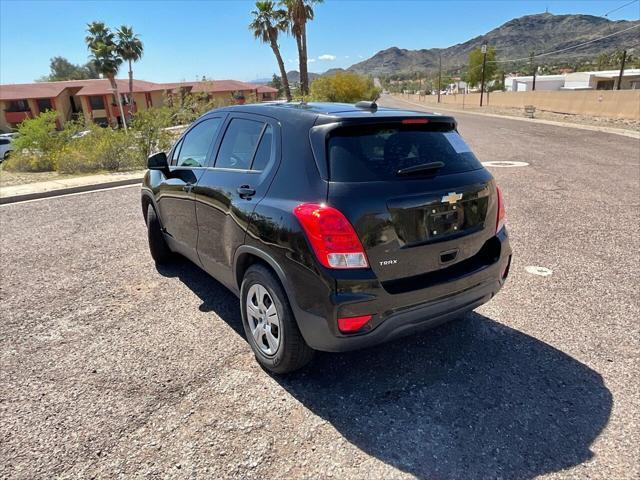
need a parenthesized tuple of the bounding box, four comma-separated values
(324, 119, 499, 287)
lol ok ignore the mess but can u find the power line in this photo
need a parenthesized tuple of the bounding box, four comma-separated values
(603, 0, 639, 17)
(498, 23, 640, 63)
(462, 23, 640, 72)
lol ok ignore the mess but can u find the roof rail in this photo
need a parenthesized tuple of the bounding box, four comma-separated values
(354, 100, 378, 111)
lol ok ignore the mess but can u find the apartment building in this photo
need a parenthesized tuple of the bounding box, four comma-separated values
(0, 78, 267, 132)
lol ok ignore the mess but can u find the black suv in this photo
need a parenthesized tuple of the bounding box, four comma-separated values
(141, 102, 511, 373)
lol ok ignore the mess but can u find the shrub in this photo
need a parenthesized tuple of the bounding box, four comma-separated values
(3, 152, 58, 172)
(310, 72, 381, 103)
(57, 126, 139, 174)
(131, 107, 174, 162)
(5, 111, 62, 171)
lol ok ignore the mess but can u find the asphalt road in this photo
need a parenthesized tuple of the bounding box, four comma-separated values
(1, 98, 639, 479)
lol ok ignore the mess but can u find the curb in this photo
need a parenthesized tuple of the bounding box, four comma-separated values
(388, 95, 640, 140)
(0, 176, 142, 205)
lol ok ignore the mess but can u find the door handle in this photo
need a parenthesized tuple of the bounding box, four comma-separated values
(182, 183, 194, 193)
(237, 185, 256, 199)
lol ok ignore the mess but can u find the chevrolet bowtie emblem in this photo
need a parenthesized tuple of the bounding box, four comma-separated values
(442, 192, 463, 204)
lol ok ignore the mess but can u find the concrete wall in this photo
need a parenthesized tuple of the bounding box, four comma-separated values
(149, 91, 165, 108)
(54, 90, 73, 124)
(397, 90, 640, 120)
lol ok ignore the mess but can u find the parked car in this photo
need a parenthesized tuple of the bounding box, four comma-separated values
(0, 136, 14, 161)
(71, 130, 91, 139)
(141, 102, 512, 373)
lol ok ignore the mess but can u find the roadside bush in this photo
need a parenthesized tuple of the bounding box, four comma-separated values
(3, 111, 62, 172)
(131, 107, 174, 162)
(3, 112, 88, 173)
(165, 90, 256, 125)
(2, 152, 58, 172)
(310, 72, 380, 103)
(5, 92, 254, 175)
(57, 126, 139, 174)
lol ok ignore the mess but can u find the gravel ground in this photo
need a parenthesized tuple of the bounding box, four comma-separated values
(1, 98, 639, 479)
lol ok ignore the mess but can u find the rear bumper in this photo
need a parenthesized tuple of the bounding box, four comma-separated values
(290, 230, 511, 352)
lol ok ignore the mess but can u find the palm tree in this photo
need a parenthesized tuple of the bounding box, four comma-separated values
(249, 1, 292, 101)
(281, 0, 321, 96)
(116, 26, 144, 110)
(85, 21, 127, 130)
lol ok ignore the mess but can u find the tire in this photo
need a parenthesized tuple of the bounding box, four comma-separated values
(240, 264, 314, 374)
(146, 204, 172, 265)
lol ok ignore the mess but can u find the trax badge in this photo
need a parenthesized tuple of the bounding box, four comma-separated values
(442, 192, 463, 204)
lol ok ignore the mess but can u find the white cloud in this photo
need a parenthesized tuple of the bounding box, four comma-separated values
(318, 54, 336, 61)
(308, 58, 317, 63)
(344, 55, 350, 59)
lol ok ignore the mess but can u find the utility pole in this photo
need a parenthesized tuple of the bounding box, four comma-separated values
(479, 44, 487, 107)
(530, 51, 536, 91)
(437, 53, 442, 104)
(617, 50, 627, 90)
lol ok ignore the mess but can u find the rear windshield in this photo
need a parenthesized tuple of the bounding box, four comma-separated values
(328, 124, 483, 182)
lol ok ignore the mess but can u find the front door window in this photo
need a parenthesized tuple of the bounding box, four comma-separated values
(175, 118, 222, 168)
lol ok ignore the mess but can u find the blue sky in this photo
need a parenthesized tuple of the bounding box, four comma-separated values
(1, 0, 638, 84)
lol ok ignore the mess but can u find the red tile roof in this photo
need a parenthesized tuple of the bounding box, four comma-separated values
(0, 78, 262, 101)
(75, 79, 165, 96)
(188, 80, 259, 93)
(253, 85, 278, 93)
(0, 80, 85, 101)
(0, 79, 167, 101)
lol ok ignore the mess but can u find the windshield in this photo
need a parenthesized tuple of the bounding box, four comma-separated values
(328, 124, 483, 182)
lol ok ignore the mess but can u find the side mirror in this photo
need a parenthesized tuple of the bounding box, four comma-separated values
(147, 151, 168, 172)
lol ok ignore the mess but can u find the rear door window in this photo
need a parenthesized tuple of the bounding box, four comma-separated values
(250, 124, 273, 171)
(328, 125, 483, 182)
(215, 118, 265, 170)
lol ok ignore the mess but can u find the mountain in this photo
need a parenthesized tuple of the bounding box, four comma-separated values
(286, 70, 322, 84)
(347, 13, 640, 76)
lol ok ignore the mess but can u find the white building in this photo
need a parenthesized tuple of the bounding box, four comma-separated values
(505, 75, 565, 92)
(562, 69, 640, 90)
(446, 80, 468, 94)
(504, 69, 640, 92)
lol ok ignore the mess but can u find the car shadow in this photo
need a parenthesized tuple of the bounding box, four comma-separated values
(158, 258, 612, 480)
(155, 258, 244, 337)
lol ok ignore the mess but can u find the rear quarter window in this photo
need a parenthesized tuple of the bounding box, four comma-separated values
(328, 124, 483, 182)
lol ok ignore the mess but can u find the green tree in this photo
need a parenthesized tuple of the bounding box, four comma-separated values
(85, 21, 127, 130)
(269, 74, 284, 96)
(465, 46, 497, 89)
(280, 0, 322, 96)
(310, 72, 380, 103)
(249, 1, 292, 101)
(116, 25, 144, 109)
(38, 56, 99, 81)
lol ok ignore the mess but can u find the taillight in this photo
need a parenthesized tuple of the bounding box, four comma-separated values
(293, 203, 369, 269)
(496, 186, 506, 233)
(338, 315, 372, 333)
(402, 118, 429, 124)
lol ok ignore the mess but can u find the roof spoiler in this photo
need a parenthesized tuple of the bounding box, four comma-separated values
(354, 100, 378, 111)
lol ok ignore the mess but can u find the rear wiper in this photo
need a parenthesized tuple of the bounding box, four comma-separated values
(397, 161, 445, 176)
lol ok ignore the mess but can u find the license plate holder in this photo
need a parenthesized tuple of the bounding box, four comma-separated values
(427, 209, 461, 237)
